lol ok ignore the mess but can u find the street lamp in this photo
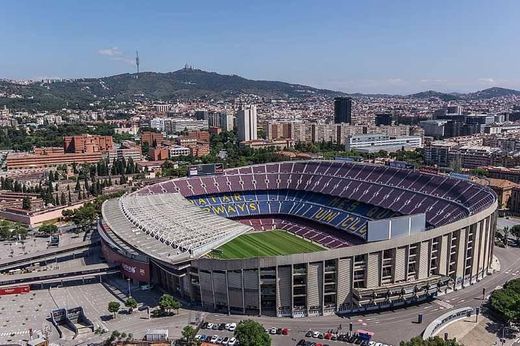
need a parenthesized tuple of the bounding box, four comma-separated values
(127, 277, 132, 298)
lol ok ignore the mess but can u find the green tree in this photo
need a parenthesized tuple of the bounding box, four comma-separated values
(108, 301, 120, 318)
(503, 226, 510, 248)
(124, 297, 138, 313)
(510, 225, 520, 246)
(490, 278, 520, 323)
(72, 203, 97, 232)
(158, 294, 181, 314)
(38, 224, 58, 235)
(22, 196, 31, 210)
(181, 325, 199, 345)
(399, 336, 462, 346)
(234, 320, 271, 346)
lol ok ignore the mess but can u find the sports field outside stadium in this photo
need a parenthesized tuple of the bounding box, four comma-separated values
(211, 230, 324, 259)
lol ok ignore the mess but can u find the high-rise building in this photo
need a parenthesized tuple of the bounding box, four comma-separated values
(219, 112, 234, 132)
(375, 113, 393, 126)
(334, 97, 353, 124)
(236, 105, 258, 142)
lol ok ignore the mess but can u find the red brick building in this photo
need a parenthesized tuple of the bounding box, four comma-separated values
(64, 135, 114, 153)
(141, 132, 164, 147)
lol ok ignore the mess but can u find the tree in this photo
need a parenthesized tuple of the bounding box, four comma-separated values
(181, 325, 199, 345)
(124, 297, 138, 313)
(22, 196, 31, 210)
(503, 226, 510, 248)
(39, 224, 58, 235)
(510, 225, 520, 246)
(108, 301, 120, 318)
(72, 203, 98, 231)
(490, 278, 520, 323)
(60, 192, 66, 206)
(400, 336, 462, 346)
(158, 294, 181, 314)
(234, 320, 271, 346)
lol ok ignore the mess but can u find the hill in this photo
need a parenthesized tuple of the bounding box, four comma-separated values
(407, 90, 460, 101)
(0, 68, 344, 110)
(467, 87, 520, 99)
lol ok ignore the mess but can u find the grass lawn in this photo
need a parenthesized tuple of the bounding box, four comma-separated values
(211, 230, 324, 259)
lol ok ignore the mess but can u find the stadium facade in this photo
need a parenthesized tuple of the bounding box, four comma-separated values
(99, 160, 497, 317)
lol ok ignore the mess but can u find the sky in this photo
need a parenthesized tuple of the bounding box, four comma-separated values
(0, 0, 519, 94)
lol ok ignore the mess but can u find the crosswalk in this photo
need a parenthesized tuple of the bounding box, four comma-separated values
(433, 299, 454, 309)
(0, 330, 29, 337)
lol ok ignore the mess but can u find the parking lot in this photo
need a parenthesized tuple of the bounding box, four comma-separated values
(0, 231, 85, 261)
(197, 319, 392, 346)
(0, 289, 57, 345)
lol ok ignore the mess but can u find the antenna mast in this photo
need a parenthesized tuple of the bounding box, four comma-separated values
(135, 51, 140, 78)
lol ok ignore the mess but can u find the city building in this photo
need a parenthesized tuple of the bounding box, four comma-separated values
(236, 105, 258, 142)
(63, 135, 113, 154)
(169, 145, 191, 157)
(472, 177, 517, 210)
(149, 147, 169, 161)
(153, 104, 171, 113)
(141, 131, 164, 147)
(334, 97, 352, 124)
(420, 120, 449, 138)
(345, 134, 422, 153)
(375, 113, 393, 126)
(241, 139, 294, 151)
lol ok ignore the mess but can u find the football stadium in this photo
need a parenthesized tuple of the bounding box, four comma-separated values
(99, 160, 498, 317)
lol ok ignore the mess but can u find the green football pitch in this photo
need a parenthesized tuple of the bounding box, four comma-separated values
(211, 230, 324, 259)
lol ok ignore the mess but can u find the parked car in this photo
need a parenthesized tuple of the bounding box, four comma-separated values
(305, 331, 313, 337)
(270, 327, 277, 334)
(228, 338, 237, 346)
(207, 323, 214, 329)
(281, 327, 289, 335)
(312, 331, 320, 338)
(222, 336, 229, 345)
(210, 335, 219, 343)
(219, 323, 226, 330)
(228, 322, 237, 332)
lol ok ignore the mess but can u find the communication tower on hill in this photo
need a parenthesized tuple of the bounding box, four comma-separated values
(135, 51, 140, 78)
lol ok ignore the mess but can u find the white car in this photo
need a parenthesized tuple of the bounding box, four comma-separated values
(228, 322, 237, 332)
(207, 322, 214, 329)
(210, 335, 219, 343)
(270, 327, 277, 334)
(195, 335, 202, 340)
(312, 331, 320, 338)
(228, 338, 237, 346)
(225, 323, 231, 330)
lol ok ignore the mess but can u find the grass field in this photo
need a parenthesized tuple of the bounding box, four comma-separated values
(211, 230, 324, 259)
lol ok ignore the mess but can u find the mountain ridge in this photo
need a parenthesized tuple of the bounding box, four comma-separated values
(1, 68, 519, 110)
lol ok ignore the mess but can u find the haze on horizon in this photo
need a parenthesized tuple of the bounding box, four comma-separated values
(0, 0, 519, 95)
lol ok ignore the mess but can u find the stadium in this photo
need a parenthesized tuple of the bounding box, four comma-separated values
(99, 160, 498, 317)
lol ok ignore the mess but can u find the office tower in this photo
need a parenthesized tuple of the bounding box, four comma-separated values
(375, 113, 393, 126)
(334, 97, 353, 124)
(236, 105, 258, 142)
(195, 110, 208, 120)
(219, 112, 234, 132)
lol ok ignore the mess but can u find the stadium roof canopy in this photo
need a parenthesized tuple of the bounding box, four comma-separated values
(101, 192, 251, 264)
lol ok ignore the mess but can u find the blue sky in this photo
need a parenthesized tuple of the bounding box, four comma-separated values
(0, 0, 518, 94)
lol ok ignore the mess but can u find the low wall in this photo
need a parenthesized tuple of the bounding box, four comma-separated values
(423, 306, 474, 339)
(0, 202, 87, 226)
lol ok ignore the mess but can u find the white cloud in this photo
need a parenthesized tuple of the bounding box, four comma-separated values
(98, 47, 122, 57)
(97, 47, 134, 65)
(477, 78, 496, 85)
